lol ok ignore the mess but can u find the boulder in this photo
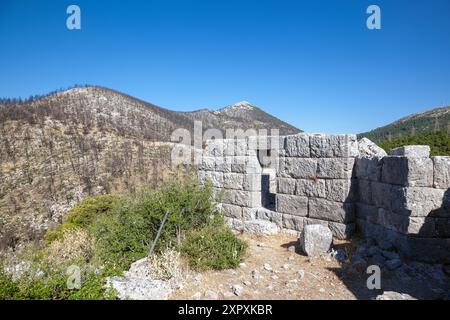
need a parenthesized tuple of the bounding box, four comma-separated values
(299, 224, 333, 256)
(358, 138, 387, 157)
(390, 145, 430, 158)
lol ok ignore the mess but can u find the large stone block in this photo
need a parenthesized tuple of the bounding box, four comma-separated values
(371, 182, 403, 211)
(204, 139, 224, 157)
(381, 157, 433, 187)
(308, 198, 355, 223)
(275, 194, 308, 216)
(282, 214, 305, 231)
(358, 138, 387, 157)
(391, 187, 445, 217)
(355, 156, 382, 181)
(215, 156, 233, 172)
(296, 179, 326, 198)
(316, 158, 355, 179)
(325, 179, 356, 202)
(355, 202, 378, 221)
(231, 156, 262, 174)
(310, 134, 358, 158)
(374, 208, 436, 236)
(221, 204, 243, 219)
(357, 179, 372, 204)
(432, 156, 450, 189)
(223, 172, 244, 190)
(199, 156, 215, 171)
(390, 145, 430, 158)
(284, 134, 310, 157)
(328, 222, 355, 240)
(233, 190, 261, 207)
(280, 157, 317, 179)
(300, 224, 333, 256)
(255, 208, 283, 227)
(277, 178, 296, 194)
(203, 171, 224, 188)
(243, 174, 262, 192)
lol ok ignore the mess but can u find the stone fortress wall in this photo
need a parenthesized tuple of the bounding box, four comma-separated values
(197, 133, 450, 263)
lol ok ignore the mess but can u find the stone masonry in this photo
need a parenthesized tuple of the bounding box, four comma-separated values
(197, 134, 450, 263)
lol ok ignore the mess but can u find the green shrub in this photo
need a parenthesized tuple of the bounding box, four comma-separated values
(181, 226, 247, 271)
(92, 176, 219, 270)
(45, 194, 118, 244)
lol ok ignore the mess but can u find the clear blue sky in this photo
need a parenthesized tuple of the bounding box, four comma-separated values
(1, 0, 449, 133)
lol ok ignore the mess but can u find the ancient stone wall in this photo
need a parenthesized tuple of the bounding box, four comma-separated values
(197, 134, 450, 263)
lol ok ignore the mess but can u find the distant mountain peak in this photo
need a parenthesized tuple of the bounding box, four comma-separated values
(224, 101, 255, 111)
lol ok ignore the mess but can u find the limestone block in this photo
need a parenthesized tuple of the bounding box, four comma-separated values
(435, 218, 450, 238)
(255, 208, 283, 227)
(277, 178, 297, 195)
(390, 145, 430, 158)
(243, 220, 279, 235)
(374, 209, 436, 236)
(391, 187, 445, 217)
(243, 174, 262, 192)
(357, 179, 372, 204)
(197, 170, 207, 185)
(284, 134, 310, 157)
(308, 198, 355, 223)
(304, 217, 329, 227)
(280, 157, 317, 179)
(358, 138, 387, 157)
(325, 179, 356, 202)
(275, 194, 308, 216)
(432, 156, 450, 189)
(204, 139, 224, 157)
(328, 222, 355, 240)
(221, 204, 243, 219)
(355, 202, 378, 221)
(231, 156, 262, 174)
(381, 157, 433, 187)
(296, 179, 326, 198)
(242, 207, 257, 220)
(300, 224, 333, 256)
(234, 190, 261, 207)
(310, 134, 358, 158)
(355, 156, 382, 181)
(199, 156, 215, 171)
(203, 171, 223, 188)
(215, 156, 233, 172)
(371, 182, 394, 210)
(282, 214, 305, 231)
(223, 172, 244, 190)
(316, 158, 355, 179)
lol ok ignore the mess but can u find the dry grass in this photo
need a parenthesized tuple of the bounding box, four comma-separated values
(147, 249, 183, 281)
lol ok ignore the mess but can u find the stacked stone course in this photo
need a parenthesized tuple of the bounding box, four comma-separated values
(198, 135, 450, 263)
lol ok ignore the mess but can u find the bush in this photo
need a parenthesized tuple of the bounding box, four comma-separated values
(92, 176, 219, 270)
(181, 226, 247, 271)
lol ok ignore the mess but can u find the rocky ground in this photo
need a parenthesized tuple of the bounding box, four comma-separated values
(170, 232, 450, 300)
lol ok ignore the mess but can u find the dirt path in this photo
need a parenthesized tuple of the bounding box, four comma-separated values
(171, 233, 358, 300)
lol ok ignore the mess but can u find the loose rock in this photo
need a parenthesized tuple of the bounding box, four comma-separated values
(299, 224, 333, 256)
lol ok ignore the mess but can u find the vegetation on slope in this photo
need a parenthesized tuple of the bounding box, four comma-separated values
(0, 175, 247, 300)
(378, 130, 450, 156)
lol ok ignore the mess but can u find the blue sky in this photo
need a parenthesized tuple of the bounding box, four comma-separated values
(1, 0, 449, 133)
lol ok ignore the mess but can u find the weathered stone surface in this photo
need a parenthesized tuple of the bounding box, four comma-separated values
(325, 179, 355, 202)
(243, 220, 279, 235)
(432, 156, 450, 189)
(243, 174, 262, 192)
(391, 145, 430, 158)
(204, 139, 224, 157)
(381, 157, 433, 187)
(255, 208, 283, 227)
(373, 208, 437, 236)
(223, 172, 244, 190)
(280, 157, 317, 179)
(304, 217, 329, 227)
(275, 194, 308, 216)
(310, 134, 358, 158)
(391, 187, 445, 217)
(375, 291, 416, 300)
(198, 156, 216, 171)
(355, 202, 378, 221)
(357, 179, 372, 204)
(328, 222, 355, 240)
(308, 198, 355, 223)
(242, 208, 257, 220)
(299, 224, 333, 256)
(284, 134, 310, 157)
(358, 138, 387, 157)
(355, 156, 382, 181)
(231, 156, 262, 174)
(203, 171, 224, 188)
(220, 189, 261, 207)
(296, 179, 326, 198)
(215, 156, 233, 172)
(277, 178, 297, 194)
(221, 204, 243, 219)
(282, 214, 305, 231)
(316, 158, 355, 179)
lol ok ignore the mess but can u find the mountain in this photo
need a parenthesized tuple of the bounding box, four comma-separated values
(358, 105, 450, 143)
(0, 86, 300, 249)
